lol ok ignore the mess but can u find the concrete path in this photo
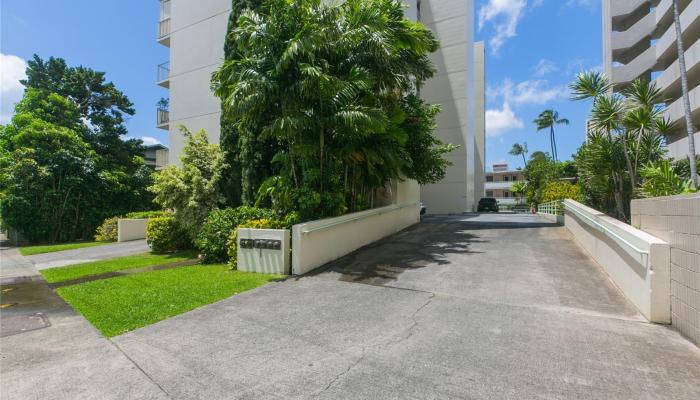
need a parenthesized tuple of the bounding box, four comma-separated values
(27, 239, 150, 270)
(3, 214, 700, 399)
(0, 246, 168, 400)
(108, 214, 699, 399)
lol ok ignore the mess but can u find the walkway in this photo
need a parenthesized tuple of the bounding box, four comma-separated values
(27, 239, 150, 270)
(3, 215, 700, 399)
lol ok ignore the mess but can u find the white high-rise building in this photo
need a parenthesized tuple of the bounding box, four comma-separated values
(603, 0, 700, 160)
(156, 0, 485, 214)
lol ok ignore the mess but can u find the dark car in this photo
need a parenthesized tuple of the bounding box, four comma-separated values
(477, 197, 499, 213)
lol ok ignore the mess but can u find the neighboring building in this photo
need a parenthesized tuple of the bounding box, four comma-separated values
(157, 0, 485, 214)
(484, 164, 526, 205)
(603, 0, 700, 160)
(143, 144, 169, 170)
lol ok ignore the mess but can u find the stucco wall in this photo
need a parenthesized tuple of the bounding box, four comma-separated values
(632, 194, 700, 345)
(563, 200, 671, 323)
(117, 219, 149, 242)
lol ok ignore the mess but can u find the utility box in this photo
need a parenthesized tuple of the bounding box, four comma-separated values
(236, 228, 290, 275)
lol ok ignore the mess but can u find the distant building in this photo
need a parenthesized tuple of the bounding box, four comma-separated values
(484, 164, 526, 205)
(143, 144, 169, 170)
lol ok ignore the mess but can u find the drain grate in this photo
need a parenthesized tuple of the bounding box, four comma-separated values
(0, 312, 50, 337)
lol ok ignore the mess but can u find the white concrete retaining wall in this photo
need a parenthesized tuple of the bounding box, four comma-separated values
(291, 203, 421, 275)
(632, 194, 700, 345)
(117, 219, 149, 242)
(537, 213, 564, 225)
(563, 200, 671, 323)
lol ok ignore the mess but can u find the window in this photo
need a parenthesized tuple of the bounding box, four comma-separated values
(486, 176, 493, 182)
(503, 176, 509, 182)
(486, 191, 493, 197)
(512, 175, 518, 182)
(504, 192, 510, 198)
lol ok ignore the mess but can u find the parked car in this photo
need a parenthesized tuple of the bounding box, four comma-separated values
(477, 197, 499, 213)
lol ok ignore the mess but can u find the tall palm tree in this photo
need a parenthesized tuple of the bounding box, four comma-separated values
(508, 142, 528, 166)
(672, 0, 698, 187)
(534, 109, 569, 161)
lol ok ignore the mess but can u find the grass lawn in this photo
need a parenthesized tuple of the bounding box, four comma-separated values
(57, 264, 282, 337)
(41, 251, 198, 284)
(19, 241, 109, 256)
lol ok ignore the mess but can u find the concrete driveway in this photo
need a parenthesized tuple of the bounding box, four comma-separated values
(27, 239, 150, 270)
(4, 214, 700, 399)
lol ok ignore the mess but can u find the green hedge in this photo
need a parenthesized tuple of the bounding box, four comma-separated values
(94, 211, 169, 242)
(195, 207, 277, 264)
(146, 217, 190, 253)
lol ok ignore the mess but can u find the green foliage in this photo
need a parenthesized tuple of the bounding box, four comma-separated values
(1, 56, 155, 244)
(523, 155, 561, 205)
(213, 0, 451, 220)
(534, 110, 569, 161)
(510, 181, 527, 203)
(149, 127, 227, 241)
(509, 142, 528, 166)
(146, 217, 190, 253)
(125, 211, 169, 219)
(94, 217, 120, 242)
(19, 241, 108, 256)
(639, 160, 698, 198)
(227, 218, 287, 270)
(541, 181, 581, 203)
(195, 206, 276, 263)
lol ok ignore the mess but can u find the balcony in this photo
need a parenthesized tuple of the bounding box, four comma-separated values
(157, 0, 171, 46)
(157, 106, 169, 130)
(156, 62, 170, 88)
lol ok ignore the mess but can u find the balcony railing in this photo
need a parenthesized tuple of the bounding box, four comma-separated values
(157, 62, 170, 85)
(157, 107, 169, 128)
(158, 0, 172, 41)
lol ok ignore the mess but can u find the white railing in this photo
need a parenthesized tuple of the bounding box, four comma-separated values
(537, 200, 563, 216)
(157, 62, 170, 82)
(157, 107, 169, 127)
(158, 18, 171, 39)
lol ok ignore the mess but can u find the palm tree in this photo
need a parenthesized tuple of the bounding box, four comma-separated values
(509, 142, 528, 167)
(672, 0, 698, 188)
(511, 181, 527, 205)
(534, 109, 569, 161)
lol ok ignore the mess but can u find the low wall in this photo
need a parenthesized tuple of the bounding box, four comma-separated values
(563, 200, 671, 323)
(537, 213, 564, 225)
(291, 203, 421, 275)
(117, 219, 148, 242)
(632, 194, 700, 345)
(237, 228, 291, 275)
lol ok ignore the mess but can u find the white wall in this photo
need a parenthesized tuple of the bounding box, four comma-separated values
(117, 219, 149, 242)
(563, 200, 671, 323)
(167, 0, 231, 165)
(291, 203, 420, 275)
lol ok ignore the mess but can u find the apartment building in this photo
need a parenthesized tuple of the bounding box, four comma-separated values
(142, 144, 169, 170)
(603, 0, 700, 160)
(156, 0, 485, 214)
(484, 164, 526, 205)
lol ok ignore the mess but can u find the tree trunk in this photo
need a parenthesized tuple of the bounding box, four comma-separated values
(621, 135, 637, 189)
(319, 126, 324, 193)
(673, 0, 698, 187)
(551, 126, 558, 161)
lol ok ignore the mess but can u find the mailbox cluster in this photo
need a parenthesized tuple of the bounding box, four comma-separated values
(240, 238, 282, 251)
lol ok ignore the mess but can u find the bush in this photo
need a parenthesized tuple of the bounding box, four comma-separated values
(94, 211, 169, 242)
(146, 217, 190, 253)
(541, 181, 580, 204)
(227, 219, 287, 270)
(195, 206, 277, 263)
(94, 217, 120, 242)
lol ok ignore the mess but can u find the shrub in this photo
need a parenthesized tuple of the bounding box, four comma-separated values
(195, 206, 277, 263)
(94, 217, 120, 242)
(146, 217, 190, 253)
(541, 181, 580, 204)
(227, 219, 287, 270)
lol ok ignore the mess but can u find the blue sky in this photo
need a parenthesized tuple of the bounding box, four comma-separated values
(2, 0, 601, 168)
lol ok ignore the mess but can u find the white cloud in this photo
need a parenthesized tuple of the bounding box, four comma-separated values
(532, 59, 558, 77)
(1, 53, 27, 124)
(486, 102, 524, 137)
(478, 0, 527, 54)
(141, 136, 162, 146)
(566, 0, 598, 9)
(490, 78, 568, 106)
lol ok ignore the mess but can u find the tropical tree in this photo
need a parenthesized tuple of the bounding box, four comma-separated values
(510, 181, 527, 204)
(671, 0, 698, 188)
(148, 128, 227, 241)
(212, 0, 452, 220)
(639, 159, 697, 198)
(534, 109, 569, 161)
(509, 142, 528, 166)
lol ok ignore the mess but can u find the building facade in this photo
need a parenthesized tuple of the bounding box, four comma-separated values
(603, 0, 700, 160)
(484, 164, 526, 205)
(142, 144, 169, 170)
(157, 0, 485, 214)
